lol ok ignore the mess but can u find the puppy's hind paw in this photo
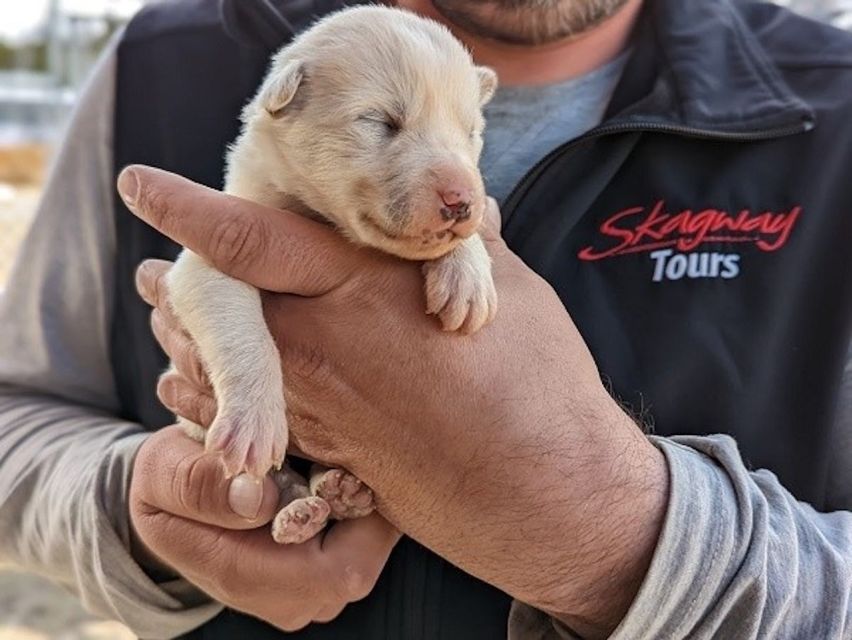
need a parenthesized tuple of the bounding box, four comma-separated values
(312, 468, 375, 520)
(272, 497, 331, 544)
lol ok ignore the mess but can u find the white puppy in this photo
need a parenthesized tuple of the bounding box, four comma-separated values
(167, 5, 498, 543)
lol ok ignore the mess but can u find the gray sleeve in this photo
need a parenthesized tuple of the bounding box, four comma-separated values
(826, 338, 852, 509)
(509, 434, 852, 640)
(0, 37, 223, 638)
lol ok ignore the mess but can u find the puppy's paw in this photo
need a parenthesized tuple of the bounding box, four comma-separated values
(271, 497, 331, 544)
(205, 402, 287, 479)
(423, 235, 497, 334)
(311, 468, 375, 520)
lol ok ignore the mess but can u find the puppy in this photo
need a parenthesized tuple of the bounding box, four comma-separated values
(167, 5, 498, 543)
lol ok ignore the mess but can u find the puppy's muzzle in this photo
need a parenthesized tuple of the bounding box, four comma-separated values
(440, 201, 472, 223)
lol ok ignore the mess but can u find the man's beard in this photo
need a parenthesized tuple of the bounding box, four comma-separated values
(431, 0, 631, 45)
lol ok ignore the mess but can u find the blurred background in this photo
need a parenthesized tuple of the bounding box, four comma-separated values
(0, 0, 149, 288)
(0, 0, 850, 638)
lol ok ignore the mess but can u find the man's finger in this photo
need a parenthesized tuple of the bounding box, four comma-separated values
(319, 514, 401, 602)
(313, 602, 347, 623)
(134, 426, 280, 527)
(131, 507, 280, 604)
(157, 372, 217, 428)
(119, 165, 358, 295)
(151, 310, 210, 389)
(136, 260, 192, 338)
(135, 259, 173, 309)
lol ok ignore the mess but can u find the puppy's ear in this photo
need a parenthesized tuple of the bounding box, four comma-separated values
(260, 59, 305, 117)
(476, 66, 498, 106)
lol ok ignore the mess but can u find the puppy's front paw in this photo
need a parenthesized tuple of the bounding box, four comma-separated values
(423, 235, 497, 334)
(206, 402, 288, 479)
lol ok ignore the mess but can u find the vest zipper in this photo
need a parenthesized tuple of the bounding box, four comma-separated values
(500, 117, 816, 224)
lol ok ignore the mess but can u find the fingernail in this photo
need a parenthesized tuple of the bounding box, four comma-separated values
(135, 262, 153, 301)
(118, 167, 140, 208)
(228, 474, 263, 520)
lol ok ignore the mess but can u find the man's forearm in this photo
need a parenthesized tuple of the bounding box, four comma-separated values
(479, 401, 669, 639)
(364, 388, 852, 639)
(538, 411, 669, 638)
(364, 390, 669, 639)
(0, 388, 223, 637)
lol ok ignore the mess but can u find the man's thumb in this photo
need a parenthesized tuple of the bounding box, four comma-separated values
(132, 426, 280, 529)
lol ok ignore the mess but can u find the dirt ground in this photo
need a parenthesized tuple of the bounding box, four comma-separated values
(0, 183, 38, 286)
(0, 143, 47, 287)
(0, 570, 134, 640)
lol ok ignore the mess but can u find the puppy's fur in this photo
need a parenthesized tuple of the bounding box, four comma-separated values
(168, 6, 498, 542)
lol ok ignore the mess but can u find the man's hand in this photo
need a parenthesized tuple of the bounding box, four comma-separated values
(120, 165, 669, 639)
(129, 426, 400, 631)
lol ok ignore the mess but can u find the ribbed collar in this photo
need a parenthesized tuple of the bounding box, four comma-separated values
(606, 0, 815, 135)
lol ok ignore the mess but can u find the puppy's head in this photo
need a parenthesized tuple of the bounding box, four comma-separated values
(245, 6, 497, 260)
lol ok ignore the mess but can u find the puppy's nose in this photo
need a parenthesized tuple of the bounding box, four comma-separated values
(438, 188, 473, 222)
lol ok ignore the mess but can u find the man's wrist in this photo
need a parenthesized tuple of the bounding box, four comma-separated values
(523, 401, 669, 639)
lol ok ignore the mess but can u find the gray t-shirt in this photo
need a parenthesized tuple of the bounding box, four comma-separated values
(481, 53, 628, 204)
(0, 39, 850, 639)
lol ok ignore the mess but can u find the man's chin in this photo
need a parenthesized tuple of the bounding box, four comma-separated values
(431, 0, 630, 46)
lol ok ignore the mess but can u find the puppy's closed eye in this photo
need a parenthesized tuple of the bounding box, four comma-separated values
(357, 110, 401, 137)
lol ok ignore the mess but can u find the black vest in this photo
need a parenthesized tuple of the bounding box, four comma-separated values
(110, 0, 852, 638)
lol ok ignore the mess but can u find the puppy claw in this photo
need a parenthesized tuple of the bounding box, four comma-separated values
(442, 299, 472, 333)
(424, 280, 452, 316)
(205, 407, 288, 479)
(272, 497, 331, 544)
(312, 468, 375, 520)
